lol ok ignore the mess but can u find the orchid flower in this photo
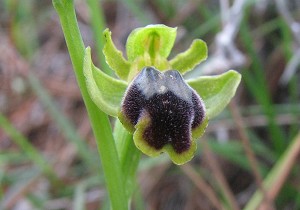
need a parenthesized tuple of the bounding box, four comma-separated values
(83, 24, 241, 165)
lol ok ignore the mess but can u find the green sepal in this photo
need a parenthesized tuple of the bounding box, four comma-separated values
(103, 29, 131, 80)
(170, 39, 207, 74)
(187, 70, 241, 119)
(83, 47, 128, 117)
(126, 24, 177, 62)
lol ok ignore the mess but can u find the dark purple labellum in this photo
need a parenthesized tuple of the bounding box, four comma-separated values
(120, 66, 206, 155)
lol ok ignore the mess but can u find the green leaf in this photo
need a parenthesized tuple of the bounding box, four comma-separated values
(170, 39, 207, 74)
(126, 24, 177, 62)
(187, 70, 241, 119)
(84, 47, 128, 117)
(103, 29, 131, 80)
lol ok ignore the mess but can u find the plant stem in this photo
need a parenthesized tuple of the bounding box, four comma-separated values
(52, 1, 128, 209)
(114, 120, 141, 199)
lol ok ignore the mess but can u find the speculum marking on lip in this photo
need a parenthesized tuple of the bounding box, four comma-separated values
(121, 66, 206, 154)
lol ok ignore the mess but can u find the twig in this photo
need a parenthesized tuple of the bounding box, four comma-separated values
(180, 163, 225, 210)
(220, 0, 230, 26)
(275, 0, 300, 45)
(203, 140, 240, 210)
(187, 0, 247, 78)
(279, 48, 300, 85)
(229, 100, 274, 209)
(275, 0, 300, 84)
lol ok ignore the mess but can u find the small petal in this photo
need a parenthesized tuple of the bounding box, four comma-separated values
(126, 24, 177, 62)
(119, 67, 207, 164)
(103, 29, 131, 80)
(170, 39, 207, 74)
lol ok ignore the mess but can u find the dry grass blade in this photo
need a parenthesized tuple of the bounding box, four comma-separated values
(245, 131, 300, 210)
(180, 163, 225, 210)
(203, 140, 240, 210)
(258, 131, 300, 209)
(2, 174, 42, 210)
(229, 100, 274, 209)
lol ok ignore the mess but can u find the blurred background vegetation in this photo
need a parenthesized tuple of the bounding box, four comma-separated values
(0, 0, 300, 209)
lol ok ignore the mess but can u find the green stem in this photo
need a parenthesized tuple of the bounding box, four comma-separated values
(52, 1, 127, 209)
(114, 120, 141, 199)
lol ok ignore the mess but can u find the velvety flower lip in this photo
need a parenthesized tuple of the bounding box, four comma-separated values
(119, 66, 207, 163)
